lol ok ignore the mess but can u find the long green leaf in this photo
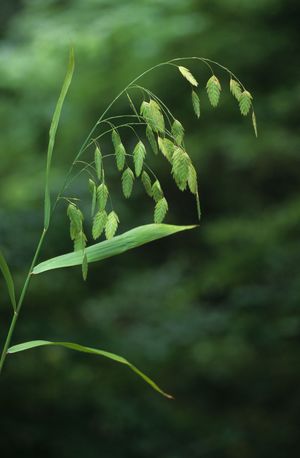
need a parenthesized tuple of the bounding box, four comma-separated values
(0, 250, 16, 311)
(8, 340, 173, 399)
(44, 48, 75, 230)
(33, 224, 196, 275)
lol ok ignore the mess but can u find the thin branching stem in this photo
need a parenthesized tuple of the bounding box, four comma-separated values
(0, 229, 47, 374)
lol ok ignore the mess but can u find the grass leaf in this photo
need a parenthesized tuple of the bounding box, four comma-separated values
(33, 224, 196, 274)
(7, 340, 173, 399)
(0, 250, 16, 311)
(44, 48, 75, 230)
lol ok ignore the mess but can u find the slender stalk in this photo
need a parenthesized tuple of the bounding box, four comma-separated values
(0, 229, 47, 374)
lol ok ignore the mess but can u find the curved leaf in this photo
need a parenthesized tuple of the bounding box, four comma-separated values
(33, 224, 196, 274)
(0, 250, 16, 311)
(44, 48, 75, 229)
(8, 340, 173, 399)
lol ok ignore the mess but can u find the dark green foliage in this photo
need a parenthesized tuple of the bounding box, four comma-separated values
(1, 1, 298, 456)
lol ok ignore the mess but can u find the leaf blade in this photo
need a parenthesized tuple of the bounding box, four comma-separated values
(0, 250, 16, 311)
(33, 224, 197, 274)
(44, 48, 75, 229)
(7, 340, 173, 399)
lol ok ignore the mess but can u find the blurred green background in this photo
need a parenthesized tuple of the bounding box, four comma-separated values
(1, 0, 299, 457)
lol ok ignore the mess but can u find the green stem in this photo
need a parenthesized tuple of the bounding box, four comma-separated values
(0, 229, 47, 375)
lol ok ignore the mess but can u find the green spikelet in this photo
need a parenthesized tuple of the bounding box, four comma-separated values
(115, 142, 126, 171)
(82, 252, 88, 281)
(112, 129, 121, 149)
(192, 90, 200, 118)
(230, 78, 242, 101)
(158, 137, 174, 162)
(89, 179, 97, 217)
(94, 146, 102, 180)
(154, 197, 168, 223)
(92, 210, 107, 240)
(67, 204, 82, 235)
(178, 66, 198, 87)
(133, 141, 146, 177)
(105, 211, 119, 240)
(140, 100, 148, 116)
(97, 183, 109, 211)
(187, 163, 198, 195)
(171, 119, 184, 145)
(252, 110, 258, 137)
(74, 231, 87, 252)
(141, 100, 165, 134)
(171, 147, 190, 191)
(69, 221, 77, 241)
(67, 205, 86, 252)
(141, 171, 152, 197)
(122, 167, 135, 198)
(146, 125, 158, 154)
(239, 90, 253, 116)
(206, 75, 221, 107)
(152, 180, 164, 203)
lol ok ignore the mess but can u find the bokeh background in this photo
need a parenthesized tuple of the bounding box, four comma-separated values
(1, 1, 299, 457)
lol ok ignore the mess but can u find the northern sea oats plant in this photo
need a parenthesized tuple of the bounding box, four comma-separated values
(0, 50, 256, 398)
